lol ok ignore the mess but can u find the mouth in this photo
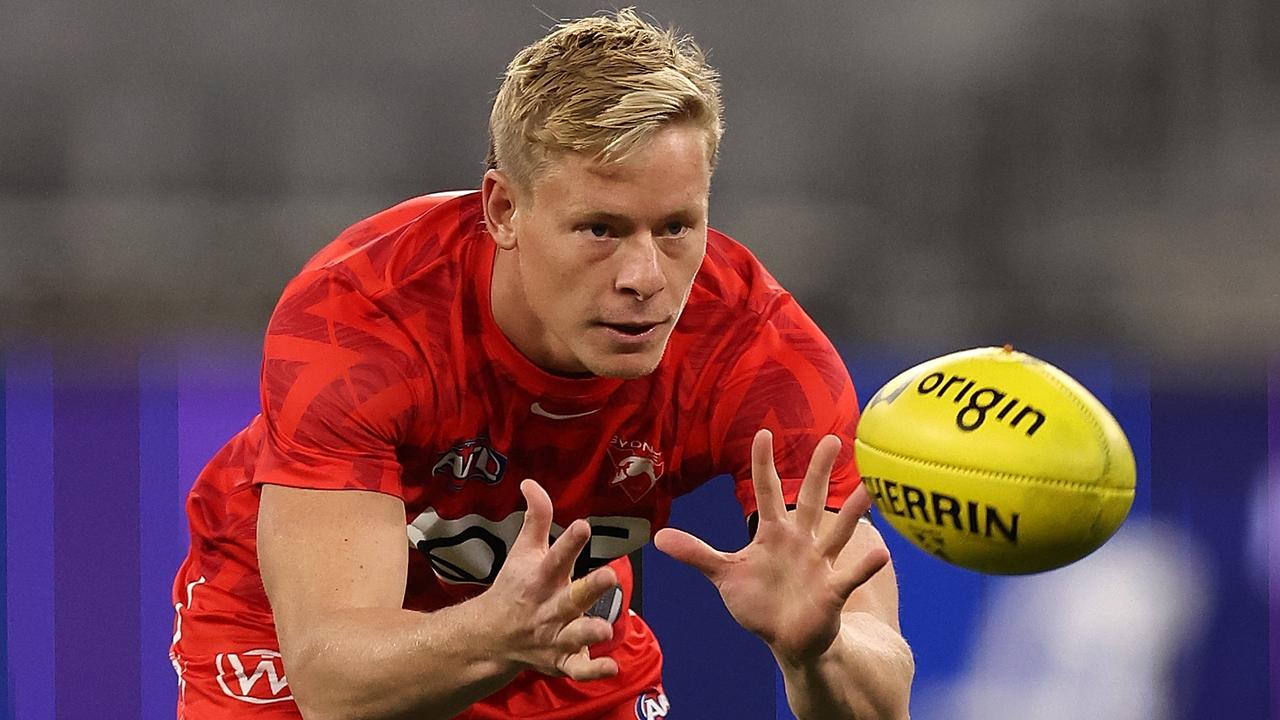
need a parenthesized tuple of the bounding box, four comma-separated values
(597, 317, 669, 342)
(602, 321, 660, 336)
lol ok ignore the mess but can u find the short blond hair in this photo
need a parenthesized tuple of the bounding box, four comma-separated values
(487, 9, 723, 190)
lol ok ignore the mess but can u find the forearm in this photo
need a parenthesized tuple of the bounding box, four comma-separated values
(774, 611, 914, 720)
(282, 597, 517, 720)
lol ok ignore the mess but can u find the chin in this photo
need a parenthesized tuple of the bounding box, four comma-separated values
(583, 349, 666, 379)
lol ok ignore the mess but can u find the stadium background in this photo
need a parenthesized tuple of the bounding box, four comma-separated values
(1, 1, 1275, 718)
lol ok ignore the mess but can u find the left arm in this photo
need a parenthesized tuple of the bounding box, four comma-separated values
(655, 430, 914, 720)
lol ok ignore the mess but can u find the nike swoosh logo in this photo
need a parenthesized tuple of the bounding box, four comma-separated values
(530, 402, 602, 420)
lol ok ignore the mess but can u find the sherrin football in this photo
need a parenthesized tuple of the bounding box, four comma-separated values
(853, 346, 1136, 574)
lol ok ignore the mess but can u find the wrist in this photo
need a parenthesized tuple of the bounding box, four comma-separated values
(773, 616, 914, 720)
(444, 591, 527, 680)
(771, 635, 841, 677)
(768, 623, 845, 672)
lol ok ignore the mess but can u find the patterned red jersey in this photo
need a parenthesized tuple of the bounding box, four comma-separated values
(172, 191, 861, 719)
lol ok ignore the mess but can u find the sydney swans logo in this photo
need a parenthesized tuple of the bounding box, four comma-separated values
(607, 436, 664, 501)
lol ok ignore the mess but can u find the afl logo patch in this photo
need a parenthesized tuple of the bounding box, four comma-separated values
(634, 687, 670, 719)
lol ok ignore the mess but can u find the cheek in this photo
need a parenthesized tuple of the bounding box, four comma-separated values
(517, 232, 572, 292)
(520, 248, 593, 320)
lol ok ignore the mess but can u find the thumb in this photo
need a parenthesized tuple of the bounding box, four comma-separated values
(512, 479, 553, 554)
(654, 527, 726, 582)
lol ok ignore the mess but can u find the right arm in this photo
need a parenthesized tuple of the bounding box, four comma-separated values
(258, 479, 619, 720)
(255, 271, 616, 717)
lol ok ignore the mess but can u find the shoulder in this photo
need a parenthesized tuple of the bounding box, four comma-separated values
(266, 191, 485, 369)
(294, 190, 483, 295)
(691, 227, 791, 319)
(678, 226, 810, 349)
(677, 226, 846, 387)
(661, 227, 843, 414)
(273, 190, 484, 321)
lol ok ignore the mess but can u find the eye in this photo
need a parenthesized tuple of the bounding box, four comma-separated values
(576, 223, 614, 239)
(663, 222, 689, 237)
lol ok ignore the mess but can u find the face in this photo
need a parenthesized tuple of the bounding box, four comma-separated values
(485, 124, 711, 379)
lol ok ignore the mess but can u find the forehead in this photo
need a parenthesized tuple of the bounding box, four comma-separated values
(530, 126, 712, 216)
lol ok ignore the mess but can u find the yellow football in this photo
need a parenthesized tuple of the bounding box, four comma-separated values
(853, 346, 1136, 574)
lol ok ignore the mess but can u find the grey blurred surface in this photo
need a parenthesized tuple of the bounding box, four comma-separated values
(2, 1, 1277, 387)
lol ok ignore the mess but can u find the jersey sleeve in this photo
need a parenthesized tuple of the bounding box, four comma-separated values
(251, 269, 422, 498)
(708, 295, 861, 518)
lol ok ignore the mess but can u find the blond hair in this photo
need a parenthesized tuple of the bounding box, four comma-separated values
(487, 9, 723, 190)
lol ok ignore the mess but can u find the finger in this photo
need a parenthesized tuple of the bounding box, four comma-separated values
(817, 484, 872, 561)
(653, 527, 727, 582)
(542, 519, 591, 581)
(750, 429, 786, 523)
(561, 566, 618, 616)
(555, 615, 614, 651)
(558, 649, 619, 682)
(511, 479, 554, 555)
(566, 571, 596, 608)
(795, 434, 841, 534)
(831, 544, 890, 601)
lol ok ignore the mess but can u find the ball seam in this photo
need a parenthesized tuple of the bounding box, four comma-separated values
(854, 438, 1134, 495)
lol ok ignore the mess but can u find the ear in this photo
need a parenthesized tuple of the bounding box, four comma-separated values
(482, 169, 520, 250)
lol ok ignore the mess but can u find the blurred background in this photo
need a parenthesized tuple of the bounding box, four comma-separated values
(1, 1, 1276, 718)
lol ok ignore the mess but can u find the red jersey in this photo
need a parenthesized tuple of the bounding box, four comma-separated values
(172, 191, 861, 719)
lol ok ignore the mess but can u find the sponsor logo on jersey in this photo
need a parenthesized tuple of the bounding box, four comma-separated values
(585, 584, 625, 624)
(432, 438, 507, 491)
(634, 687, 671, 719)
(406, 509, 651, 586)
(607, 436, 665, 502)
(214, 649, 292, 704)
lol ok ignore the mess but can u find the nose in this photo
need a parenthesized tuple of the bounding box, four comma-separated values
(614, 234, 666, 301)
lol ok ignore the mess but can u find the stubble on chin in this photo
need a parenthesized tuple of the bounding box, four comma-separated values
(591, 361, 660, 380)
(583, 342, 669, 380)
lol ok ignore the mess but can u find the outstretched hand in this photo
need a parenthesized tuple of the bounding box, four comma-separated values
(481, 479, 619, 681)
(654, 430, 889, 663)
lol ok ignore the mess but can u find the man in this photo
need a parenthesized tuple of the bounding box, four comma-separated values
(171, 10, 913, 719)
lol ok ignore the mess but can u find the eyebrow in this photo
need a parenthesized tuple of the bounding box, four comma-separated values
(570, 208, 704, 225)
